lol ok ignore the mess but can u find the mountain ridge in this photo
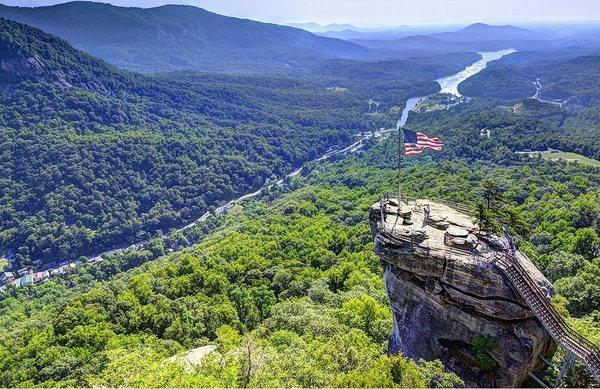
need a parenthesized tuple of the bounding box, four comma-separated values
(0, 1, 375, 73)
(432, 22, 545, 41)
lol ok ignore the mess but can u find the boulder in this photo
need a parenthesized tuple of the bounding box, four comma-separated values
(371, 200, 556, 387)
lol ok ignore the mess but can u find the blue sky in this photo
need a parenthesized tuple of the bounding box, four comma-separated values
(3, 0, 600, 26)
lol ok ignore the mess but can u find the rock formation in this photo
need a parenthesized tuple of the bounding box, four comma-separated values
(1, 57, 47, 78)
(370, 198, 556, 387)
(1, 57, 73, 89)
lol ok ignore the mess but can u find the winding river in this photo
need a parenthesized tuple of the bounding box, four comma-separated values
(27, 48, 518, 278)
(398, 48, 516, 128)
(96, 49, 518, 259)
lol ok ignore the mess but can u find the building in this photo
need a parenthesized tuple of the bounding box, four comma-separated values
(0, 272, 14, 285)
(33, 271, 50, 284)
(16, 267, 29, 276)
(17, 273, 33, 287)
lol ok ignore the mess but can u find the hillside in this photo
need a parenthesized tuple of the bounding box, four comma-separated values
(0, 2, 374, 73)
(1, 110, 599, 386)
(351, 35, 449, 52)
(458, 50, 600, 108)
(0, 18, 480, 268)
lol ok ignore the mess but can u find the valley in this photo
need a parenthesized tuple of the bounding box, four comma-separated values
(0, 2, 599, 388)
(5, 49, 512, 287)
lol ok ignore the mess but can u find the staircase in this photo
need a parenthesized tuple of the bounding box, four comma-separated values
(496, 253, 600, 384)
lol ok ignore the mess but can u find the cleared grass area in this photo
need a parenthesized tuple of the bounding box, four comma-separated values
(541, 152, 600, 168)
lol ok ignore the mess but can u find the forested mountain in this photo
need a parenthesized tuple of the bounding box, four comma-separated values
(353, 23, 557, 54)
(0, 18, 479, 268)
(351, 35, 450, 52)
(315, 52, 479, 83)
(0, 2, 375, 73)
(458, 50, 600, 107)
(1, 103, 599, 385)
(432, 23, 548, 42)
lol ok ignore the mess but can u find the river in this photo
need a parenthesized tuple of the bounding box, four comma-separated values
(397, 48, 516, 128)
(20, 48, 518, 281)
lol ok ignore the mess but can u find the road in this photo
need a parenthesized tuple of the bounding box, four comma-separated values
(73, 127, 395, 265)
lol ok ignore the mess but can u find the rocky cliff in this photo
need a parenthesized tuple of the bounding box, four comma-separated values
(370, 198, 556, 387)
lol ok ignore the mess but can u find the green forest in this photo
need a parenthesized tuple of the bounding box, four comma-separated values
(1, 124, 599, 386)
(0, 19, 479, 267)
(1, 8, 600, 388)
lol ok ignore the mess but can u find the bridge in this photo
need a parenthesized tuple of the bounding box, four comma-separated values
(375, 194, 600, 386)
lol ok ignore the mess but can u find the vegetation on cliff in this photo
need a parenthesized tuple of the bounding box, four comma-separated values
(1, 123, 599, 385)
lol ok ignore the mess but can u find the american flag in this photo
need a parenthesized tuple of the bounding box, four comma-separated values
(402, 128, 443, 156)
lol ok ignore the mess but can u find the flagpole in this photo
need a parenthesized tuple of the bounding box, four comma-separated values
(398, 127, 403, 205)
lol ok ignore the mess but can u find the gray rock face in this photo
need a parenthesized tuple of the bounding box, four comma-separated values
(370, 199, 557, 387)
(1, 57, 45, 77)
(0, 57, 73, 89)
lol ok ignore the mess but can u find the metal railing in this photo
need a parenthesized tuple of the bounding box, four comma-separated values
(380, 192, 474, 215)
(496, 253, 600, 383)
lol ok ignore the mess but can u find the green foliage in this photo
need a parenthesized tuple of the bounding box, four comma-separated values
(475, 180, 529, 236)
(571, 228, 600, 260)
(471, 336, 499, 373)
(555, 258, 600, 316)
(545, 252, 588, 282)
(0, 181, 463, 387)
(458, 66, 536, 99)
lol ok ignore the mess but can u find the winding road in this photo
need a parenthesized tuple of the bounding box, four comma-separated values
(18, 49, 519, 281)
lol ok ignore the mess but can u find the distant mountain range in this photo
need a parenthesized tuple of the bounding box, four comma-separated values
(353, 23, 560, 54)
(431, 23, 549, 41)
(285, 22, 359, 33)
(3, 2, 592, 76)
(0, 2, 376, 73)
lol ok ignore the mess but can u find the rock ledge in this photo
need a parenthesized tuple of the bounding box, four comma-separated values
(370, 198, 556, 387)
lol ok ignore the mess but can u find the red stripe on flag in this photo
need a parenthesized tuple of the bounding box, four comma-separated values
(404, 130, 444, 156)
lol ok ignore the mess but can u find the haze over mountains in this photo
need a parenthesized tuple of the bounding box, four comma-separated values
(2, 2, 597, 75)
(352, 23, 567, 55)
(0, 1, 377, 73)
(285, 22, 359, 33)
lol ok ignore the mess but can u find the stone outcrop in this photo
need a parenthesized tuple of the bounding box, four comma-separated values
(370, 198, 556, 387)
(1, 57, 45, 77)
(0, 57, 73, 89)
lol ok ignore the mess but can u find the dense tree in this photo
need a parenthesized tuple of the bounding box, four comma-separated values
(0, 18, 479, 266)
